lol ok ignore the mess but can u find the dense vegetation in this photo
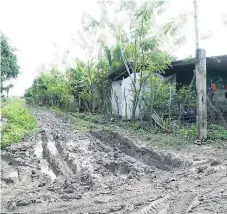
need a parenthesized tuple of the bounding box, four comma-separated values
(1, 99, 37, 148)
(25, 0, 190, 117)
(23, 0, 226, 141)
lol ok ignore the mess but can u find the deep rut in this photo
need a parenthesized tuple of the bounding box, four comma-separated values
(167, 193, 196, 214)
(91, 130, 188, 171)
(40, 131, 74, 177)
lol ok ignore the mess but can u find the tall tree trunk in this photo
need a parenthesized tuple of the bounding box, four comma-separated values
(78, 97, 81, 113)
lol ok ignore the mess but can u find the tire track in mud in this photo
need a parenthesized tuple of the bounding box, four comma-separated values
(40, 130, 73, 178)
(34, 134, 57, 181)
(139, 192, 196, 214)
(53, 133, 78, 174)
(167, 192, 196, 214)
(91, 130, 188, 171)
(139, 194, 172, 214)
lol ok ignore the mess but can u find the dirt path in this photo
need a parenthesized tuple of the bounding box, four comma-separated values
(1, 107, 227, 214)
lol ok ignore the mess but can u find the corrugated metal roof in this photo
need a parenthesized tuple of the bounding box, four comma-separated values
(108, 55, 227, 80)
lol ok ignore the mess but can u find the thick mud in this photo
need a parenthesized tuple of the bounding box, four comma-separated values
(1, 107, 227, 213)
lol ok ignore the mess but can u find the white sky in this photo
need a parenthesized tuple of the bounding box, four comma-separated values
(0, 0, 227, 96)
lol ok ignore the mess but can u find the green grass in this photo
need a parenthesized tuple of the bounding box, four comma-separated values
(41, 107, 227, 148)
(69, 113, 226, 148)
(1, 99, 37, 148)
(117, 121, 195, 148)
(68, 113, 193, 148)
(207, 124, 227, 141)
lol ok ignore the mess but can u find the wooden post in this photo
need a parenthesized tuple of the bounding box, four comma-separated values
(194, 0, 207, 142)
(194, 0, 199, 49)
(196, 49, 207, 141)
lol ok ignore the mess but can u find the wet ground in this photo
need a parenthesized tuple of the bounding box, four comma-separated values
(1, 107, 227, 213)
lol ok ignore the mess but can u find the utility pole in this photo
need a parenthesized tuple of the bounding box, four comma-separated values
(194, 0, 207, 143)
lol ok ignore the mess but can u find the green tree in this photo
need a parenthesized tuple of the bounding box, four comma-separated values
(117, 0, 185, 121)
(1, 33, 19, 93)
(81, 0, 188, 121)
(67, 56, 111, 113)
(25, 68, 72, 109)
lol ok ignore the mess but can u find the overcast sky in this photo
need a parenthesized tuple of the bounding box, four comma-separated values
(1, 0, 227, 96)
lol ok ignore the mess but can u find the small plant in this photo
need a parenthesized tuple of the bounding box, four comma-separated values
(178, 124, 196, 140)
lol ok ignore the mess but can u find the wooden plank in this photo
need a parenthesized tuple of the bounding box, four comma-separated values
(196, 48, 207, 141)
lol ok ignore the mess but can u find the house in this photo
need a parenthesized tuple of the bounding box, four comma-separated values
(108, 62, 176, 119)
(164, 55, 227, 108)
(108, 55, 227, 119)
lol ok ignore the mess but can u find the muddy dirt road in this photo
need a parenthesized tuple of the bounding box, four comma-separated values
(1, 107, 227, 213)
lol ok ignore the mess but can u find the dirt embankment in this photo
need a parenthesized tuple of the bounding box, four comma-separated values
(1, 107, 227, 214)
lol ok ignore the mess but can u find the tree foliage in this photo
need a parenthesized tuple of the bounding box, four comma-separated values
(25, 69, 73, 109)
(1, 33, 19, 93)
(66, 57, 111, 113)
